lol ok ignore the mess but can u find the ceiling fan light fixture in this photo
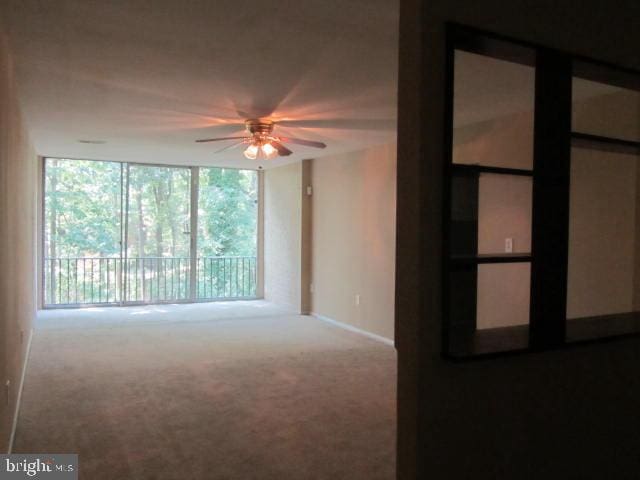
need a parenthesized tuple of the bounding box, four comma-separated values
(243, 143, 259, 160)
(261, 142, 278, 160)
(196, 118, 326, 159)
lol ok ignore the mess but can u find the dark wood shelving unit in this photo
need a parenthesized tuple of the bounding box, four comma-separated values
(447, 161, 533, 348)
(451, 163, 533, 177)
(444, 25, 640, 360)
(450, 253, 532, 264)
(447, 145, 535, 353)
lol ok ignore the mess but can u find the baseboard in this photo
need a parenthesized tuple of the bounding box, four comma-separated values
(8, 328, 33, 454)
(311, 313, 394, 347)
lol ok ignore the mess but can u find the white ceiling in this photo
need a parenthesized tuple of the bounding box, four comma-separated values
(0, 0, 399, 169)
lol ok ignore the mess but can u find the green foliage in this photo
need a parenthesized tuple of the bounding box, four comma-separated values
(44, 159, 258, 305)
(45, 159, 258, 259)
(45, 159, 122, 257)
(198, 168, 257, 257)
(126, 165, 192, 258)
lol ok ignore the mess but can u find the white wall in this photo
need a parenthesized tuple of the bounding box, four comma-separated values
(567, 88, 640, 318)
(573, 86, 640, 142)
(0, 32, 38, 452)
(567, 148, 638, 318)
(311, 144, 397, 340)
(476, 172, 532, 329)
(453, 111, 534, 170)
(263, 162, 303, 311)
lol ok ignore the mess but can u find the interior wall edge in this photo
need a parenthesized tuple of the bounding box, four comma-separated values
(7, 328, 33, 454)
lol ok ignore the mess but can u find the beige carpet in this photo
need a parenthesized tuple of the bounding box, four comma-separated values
(14, 302, 396, 479)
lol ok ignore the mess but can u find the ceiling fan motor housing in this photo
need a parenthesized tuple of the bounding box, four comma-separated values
(195, 119, 325, 157)
(245, 119, 275, 137)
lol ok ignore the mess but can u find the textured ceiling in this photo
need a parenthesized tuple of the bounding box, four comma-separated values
(0, 0, 399, 169)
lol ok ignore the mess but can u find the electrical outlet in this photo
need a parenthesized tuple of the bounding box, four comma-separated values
(505, 238, 514, 253)
(355, 294, 361, 306)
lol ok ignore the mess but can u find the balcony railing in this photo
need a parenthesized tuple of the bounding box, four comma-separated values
(44, 256, 257, 306)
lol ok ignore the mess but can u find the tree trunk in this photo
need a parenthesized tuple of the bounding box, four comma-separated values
(135, 190, 147, 300)
(49, 159, 58, 303)
(153, 182, 164, 258)
(168, 175, 177, 257)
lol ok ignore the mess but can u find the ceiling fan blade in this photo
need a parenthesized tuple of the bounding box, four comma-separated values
(277, 119, 396, 131)
(271, 141, 293, 156)
(278, 137, 326, 149)
(214, 140, 245, 154)
(195, 136, 246, 143)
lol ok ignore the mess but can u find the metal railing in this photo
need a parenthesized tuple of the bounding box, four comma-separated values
(44, 256, 257, 306)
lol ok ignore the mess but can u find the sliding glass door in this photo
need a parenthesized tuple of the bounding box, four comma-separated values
(44, 159, 124, 305)
(124, 165, 192, 303)
(43, 158, 258, 307)
(196, 167, 258, 299)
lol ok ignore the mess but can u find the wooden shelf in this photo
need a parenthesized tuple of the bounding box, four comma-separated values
(446, 311, 640, 361)
(451, 253, 532, 265)
(567, 311, 640, 343)
(571, 132, 640, 155)
(446, 324, 530, 359)
(451, 163, 533, 177)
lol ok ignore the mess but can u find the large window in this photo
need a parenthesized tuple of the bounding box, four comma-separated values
(444, 26, 640, 359)
(43, 159, 258, 306)
(196, 167, 258, 300)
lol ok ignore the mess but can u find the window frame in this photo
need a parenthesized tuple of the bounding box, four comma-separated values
(40, 157, 262, 308)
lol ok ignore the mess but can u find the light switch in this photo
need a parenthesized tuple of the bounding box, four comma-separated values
(505, 238, 514, 253)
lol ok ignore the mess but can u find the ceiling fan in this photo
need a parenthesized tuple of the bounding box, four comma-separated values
(195, 119, 326, 160)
